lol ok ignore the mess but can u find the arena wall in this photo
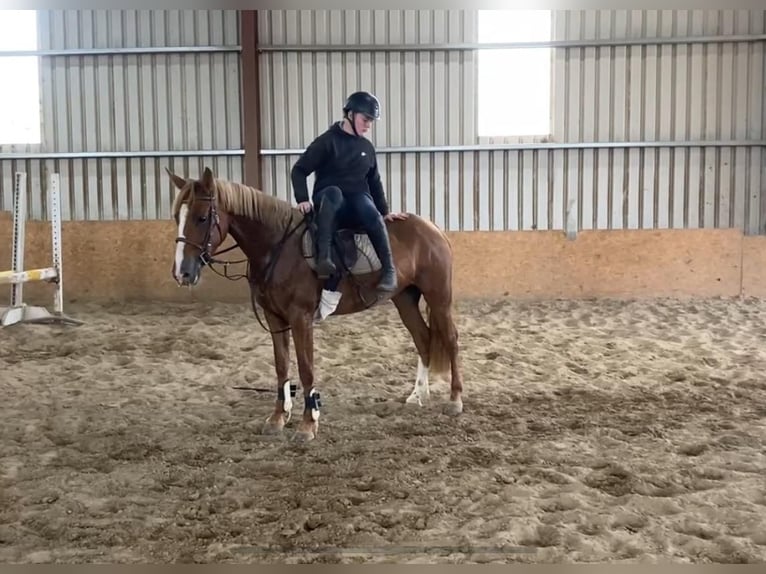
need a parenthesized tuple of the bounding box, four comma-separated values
(1, 211, 761, 306)
(1, 10, 765, 311)
(257, 9, 765, 235)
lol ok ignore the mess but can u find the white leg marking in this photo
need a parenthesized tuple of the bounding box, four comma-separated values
(174, 204, 188, 283)
(406, 357, 430, 406)
(282, 380, 294, 423)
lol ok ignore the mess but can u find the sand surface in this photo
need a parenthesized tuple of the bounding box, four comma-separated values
(1, 296, 766, 564)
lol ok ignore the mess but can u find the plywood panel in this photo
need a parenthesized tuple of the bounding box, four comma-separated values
(0, 219, 754, 306)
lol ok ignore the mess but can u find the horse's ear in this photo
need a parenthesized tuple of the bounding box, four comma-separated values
(201, 166, 214, 191)
(165, 167, 187, 190)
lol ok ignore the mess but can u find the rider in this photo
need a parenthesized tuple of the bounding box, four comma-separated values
(290, 90, 406, 304)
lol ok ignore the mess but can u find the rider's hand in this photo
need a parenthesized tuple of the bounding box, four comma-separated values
(297, 201, 313, 214)
(384, 212, 409, 222)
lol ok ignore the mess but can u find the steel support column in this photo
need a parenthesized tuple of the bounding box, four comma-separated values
(240, 10, 262, 190)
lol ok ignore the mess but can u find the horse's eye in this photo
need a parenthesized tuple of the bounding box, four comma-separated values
(197, 215, 208, 224)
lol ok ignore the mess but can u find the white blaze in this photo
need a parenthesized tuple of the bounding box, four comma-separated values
(174, 203, 188, 283)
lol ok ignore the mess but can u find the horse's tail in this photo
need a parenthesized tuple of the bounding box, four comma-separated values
(426, 303, 453, 379)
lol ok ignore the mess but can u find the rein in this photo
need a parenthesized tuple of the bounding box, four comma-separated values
(175, 193, 306, 334)
(177, 192, 383, 333)
(246, 212, 306, 334)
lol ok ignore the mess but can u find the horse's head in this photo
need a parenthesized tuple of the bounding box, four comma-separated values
(167, 166, 230, 287)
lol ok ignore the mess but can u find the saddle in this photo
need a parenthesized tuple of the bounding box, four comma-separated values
(301, 220, 382, 277)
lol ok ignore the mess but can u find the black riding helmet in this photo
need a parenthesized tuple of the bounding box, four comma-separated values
(343, 91, 381, 119)
(342, 91, 381, 135)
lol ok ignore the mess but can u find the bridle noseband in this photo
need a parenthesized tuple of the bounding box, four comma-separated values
(174, 188, 308, 335)
(175, 193, 222, 268)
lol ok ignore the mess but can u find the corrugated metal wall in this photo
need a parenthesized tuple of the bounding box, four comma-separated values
(0, 9, 243, 221)
(2, 9, 764, 233)
(258, 10, 479, 231)
(258, 9, 766, 233)
(551, 10, 765, 233)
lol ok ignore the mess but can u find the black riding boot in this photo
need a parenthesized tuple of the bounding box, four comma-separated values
(314, 200, 337, 279)
(366, 218, 398, 292)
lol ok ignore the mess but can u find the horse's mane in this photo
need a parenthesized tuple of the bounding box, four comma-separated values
(171, 177, 296, 229)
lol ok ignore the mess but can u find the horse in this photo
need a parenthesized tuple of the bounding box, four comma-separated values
(168, 166, 464, 442)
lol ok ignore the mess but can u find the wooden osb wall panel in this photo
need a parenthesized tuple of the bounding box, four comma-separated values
(447, 229, 744, 300)
(0, 220, 250, 305)
(0, 220, 757, 306)
(741, 236, 766, 298)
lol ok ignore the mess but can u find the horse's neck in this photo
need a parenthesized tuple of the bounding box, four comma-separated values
(228, 212, 295, 269)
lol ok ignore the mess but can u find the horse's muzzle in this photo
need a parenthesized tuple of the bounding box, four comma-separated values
(177, 256, 201, 286)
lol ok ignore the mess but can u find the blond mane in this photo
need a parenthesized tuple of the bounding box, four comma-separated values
(171, 177, 296, 229)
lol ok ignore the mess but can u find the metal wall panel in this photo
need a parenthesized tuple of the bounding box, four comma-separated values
(3, 9, 763, 231)
(258, 9, 476, 148)
(258, 9, 478, 231)
(258, 9, 766, 233)
(551, 10, 765, 233)
(0, 10, 243, 221)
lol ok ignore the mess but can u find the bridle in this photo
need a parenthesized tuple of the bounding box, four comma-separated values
(175, 192, 227, 268)
(175, 188, 306, 334)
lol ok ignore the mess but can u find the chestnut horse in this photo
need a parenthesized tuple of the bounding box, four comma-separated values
(168, 166, 463, 442)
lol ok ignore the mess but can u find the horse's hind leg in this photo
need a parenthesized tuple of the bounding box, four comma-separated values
(418, 270, 463, 415)
(426, 301, 463, 416)
(392, 286, 431, 407)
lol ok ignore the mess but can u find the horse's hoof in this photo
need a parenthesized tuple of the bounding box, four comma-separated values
(261, 420, 285, 435)
(405, 394, 423, 407)
(443, 399, 463, 416)
(291, 430, 315, 443)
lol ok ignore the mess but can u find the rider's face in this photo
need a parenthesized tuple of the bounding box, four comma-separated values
(353, 113, 374, 135)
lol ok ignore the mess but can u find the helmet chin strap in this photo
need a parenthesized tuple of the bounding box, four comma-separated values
(346, 112, 360, 136)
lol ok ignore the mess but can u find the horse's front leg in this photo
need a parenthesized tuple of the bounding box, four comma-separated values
(289, 311, 320, 442)
(261, 307, 294, 435)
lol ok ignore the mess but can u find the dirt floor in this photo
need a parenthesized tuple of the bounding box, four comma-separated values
(1, 295, 766, 564)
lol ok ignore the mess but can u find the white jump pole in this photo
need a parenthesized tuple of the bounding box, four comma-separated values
(0, 171, 82, 327)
